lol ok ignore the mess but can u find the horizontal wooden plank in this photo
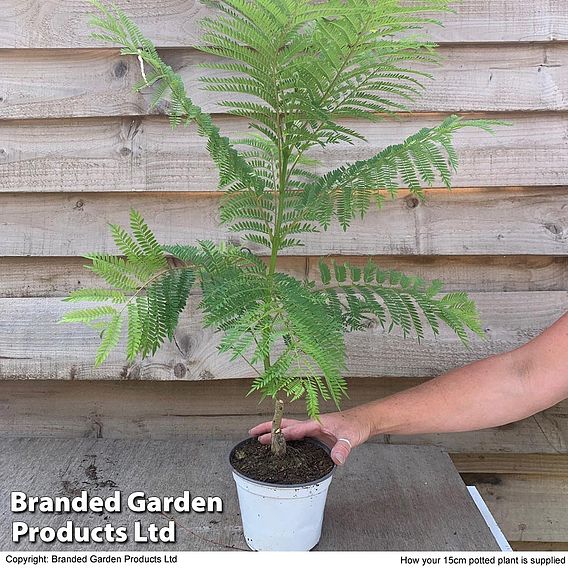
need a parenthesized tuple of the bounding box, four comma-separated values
(3, 379, 568, 455)
(0, 187, 566, 257)
(511, 542, 568, 551)
(0, 377, 414, 423)
(308, 256, 568, 293)
(0, 1, 566, 48)
(453, 454, 568, 476)
(462, 473, 568, 543)
(0, 256, 306, 297)
(0, 114, 566, 192)
(425, 1, 568, 44)
(0, 292, 565, 381)
(2, 44, 567, 119)
(2, 255, 566, 298)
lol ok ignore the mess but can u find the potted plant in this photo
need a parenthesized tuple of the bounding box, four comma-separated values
(61, 0, 503, 551)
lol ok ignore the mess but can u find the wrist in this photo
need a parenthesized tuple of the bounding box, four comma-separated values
(352, 400, 389, 440)
(342, 405, 374, 445)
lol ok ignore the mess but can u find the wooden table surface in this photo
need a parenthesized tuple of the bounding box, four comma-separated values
(0, 438, 500, 551)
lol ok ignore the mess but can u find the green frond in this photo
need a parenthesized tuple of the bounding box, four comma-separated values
(303, 377, 320, 420)
(88, 1, 264, 195)
(59, 305, 118, 324)
(75, 1, 504, 420)
(318, 258, 484, 344)
(275, 274, 347, 407)
(129, 209, 167, 264)
(110, 223, 144, 261)
(85, 254, 141, 291)
(64, 289, 127, 304)
(62, 213, 197, 365)
(318, 258, 331, 285)
(301, 116, 507, 229)
(126, 302, 142, 361)
(162, 244, 202, 264)
(95, 312, 123, 367)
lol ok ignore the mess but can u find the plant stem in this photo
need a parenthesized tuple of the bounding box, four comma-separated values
(263, 120, 290, 454)
(268, 148, 290, 278)
(271, 398, 286, 457)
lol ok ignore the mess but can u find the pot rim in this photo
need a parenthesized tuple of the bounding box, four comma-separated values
(229, 437, 336, 488)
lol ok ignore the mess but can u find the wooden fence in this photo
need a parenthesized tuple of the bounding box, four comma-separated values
(0, 0, 567, 550)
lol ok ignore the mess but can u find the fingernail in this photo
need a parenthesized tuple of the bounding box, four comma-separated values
(336, 454, 345, 465)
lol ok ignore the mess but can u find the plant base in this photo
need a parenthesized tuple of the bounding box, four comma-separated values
(230, 437, 334, 484)
(230, 438, 335, 551)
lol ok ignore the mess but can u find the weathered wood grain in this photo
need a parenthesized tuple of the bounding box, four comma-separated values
(0, 114, 566, 192)
(0, 438, 499, 551)
(0, 0, 565, 48)
(392, 400, 568, 455)
(308, 256, 568, 293)
(0, 256, 306, 298)
(3, 379, 568, 456)
(3, 402, 568, 455)
(0, 292, 565, 381)
(462, 473, 568, 543)
(512, 542, 568, 551)
(0, 377, 423, 422)
(453, 454, 568, 476)
(1, 255, 566, 298)
(425, 1, 568, 44)
(2, 44, 567, 119)
(0, 187, 566, 257)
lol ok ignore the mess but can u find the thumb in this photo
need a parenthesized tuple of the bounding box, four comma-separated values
(330, 438, 352, 466)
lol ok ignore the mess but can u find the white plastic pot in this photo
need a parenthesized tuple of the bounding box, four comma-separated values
(230, 439, 335, 551)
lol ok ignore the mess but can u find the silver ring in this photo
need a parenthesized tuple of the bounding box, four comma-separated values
(337, 437, 352, 449)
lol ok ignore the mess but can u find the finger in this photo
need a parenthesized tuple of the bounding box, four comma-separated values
(280, 418, 303, 428)
(256, 426, 303, 445)
(249, 418, 299, 437)
(330, 439, 352, 466)
(257, 432, 272, 445)
(257, 421, 319, 445)
(283, 421, 321, 440)
(248, 421, 273, 436)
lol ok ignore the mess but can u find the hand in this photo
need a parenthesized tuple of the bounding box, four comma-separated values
(248, 409, 372, 466)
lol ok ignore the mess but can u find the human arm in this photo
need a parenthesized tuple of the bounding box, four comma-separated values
(250, 311, 568, 465)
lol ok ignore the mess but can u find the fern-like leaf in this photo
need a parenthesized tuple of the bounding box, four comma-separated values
(318, 258, 484, 344)
(302, 116, 508, 229)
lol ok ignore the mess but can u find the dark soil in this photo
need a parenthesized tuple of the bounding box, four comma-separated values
(230, 438, 334, 485)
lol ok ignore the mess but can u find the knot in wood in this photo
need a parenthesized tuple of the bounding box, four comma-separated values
(174, 363, 187, 378)
(405, 196, 420, 209)
(113, 60, 128, 79)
